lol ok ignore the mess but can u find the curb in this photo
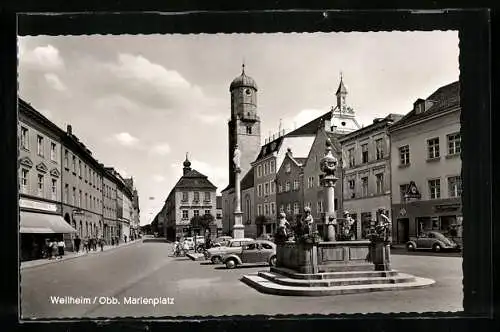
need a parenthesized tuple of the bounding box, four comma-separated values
(20, 240, 141, 271)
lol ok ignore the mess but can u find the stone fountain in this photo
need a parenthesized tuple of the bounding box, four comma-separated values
(242, 139, 435, 296)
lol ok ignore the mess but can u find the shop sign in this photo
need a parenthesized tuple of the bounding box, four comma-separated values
(399, 208, 407, 216)
(434, 203, 460, 212)
(20, 198, 57, 212)
(405, 181, 421, 199)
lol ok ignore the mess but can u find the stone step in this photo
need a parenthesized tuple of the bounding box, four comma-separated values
(241, 274, 435, 297)
(258, 271, 415, 287)
(271, 266, 399, 280)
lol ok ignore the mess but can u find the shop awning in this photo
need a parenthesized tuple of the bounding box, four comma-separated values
(20, 211, 77, 234)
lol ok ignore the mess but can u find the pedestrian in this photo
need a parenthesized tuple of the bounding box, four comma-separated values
(57, 238, 65, 259)
(84, 237, 89, 253)
(99, 237, 105, 251)
(92, 237, 97, 251)
(124, 235, 127, 243)
(50, 239, 58, 260)
(74, 235, 81, 253)
(111, 236, 115, 246)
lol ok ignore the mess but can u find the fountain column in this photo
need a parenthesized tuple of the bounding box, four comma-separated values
(319, 138, 339, 242)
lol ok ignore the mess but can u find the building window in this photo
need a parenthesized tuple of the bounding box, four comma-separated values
(37, 174, 44, 196)
(72, 156, 76, 173)
(257, 204, 262, 215)
(286, 203, 291, 213)
(293, 202, 300, 215)
(270, 181, 275, 194)
(84, 193, 88, 208)
(79, 189, 83, 207)
(316, 201, 323, 213)
(447, 133, 461, 155)
(64, 184, 68, 204)
(193, 192, 199, 202)
(278, 182, 283, 193)
(285, 181, 290, 192)
(257, 184, 262, 197)
(348, 179, 356, 198)
(78, 160, 82, 177)
(193, 210, 199, 217)
(216, 213, 222, 219)
(400, 184, 409, 201)
(21, 127, 29, 150)
(270, 202, 276, 215)
(448, 176, 462, 198)
(264, 204, 270, 215)
(20, 168, 29, 193)
(51, 179, 57, 200)
(205, 210, 210, 215)
(361, 177, 368, 197)
(285, 163, 291, 173)
(245, 199, 251, 222)
(270, 160, 275, 173)
(361, 144, 369, 163)
(317, 175, 321, 187)
(308, 176, 313, 188)
(375, 139, 384, 160)
(348, 179, 355, 190)
(376, 173, 384, 194)
(427, 137, 440, 159)
(264, 183, 269, 195)
(279, 205, 284, 213)
(64, 150, 68, 168)
(182, 210, 188, 219)
(257, 165, 262, 178)
(293, 179, 299, 190)
(182, 191, 188, 202)
(37, 135, 44, 156)
(348, 148, 355, 167)
(263, 162, 268, 176)
(428, 179, 441, 199)
(50, 142, 57, 161)
(246, 126, 252, 134)
(399, 145, 410, 165)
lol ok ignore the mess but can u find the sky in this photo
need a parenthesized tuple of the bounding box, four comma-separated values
(18, 31, 459, 225)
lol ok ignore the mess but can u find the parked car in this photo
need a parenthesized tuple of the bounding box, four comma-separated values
(222, 240, 277, 269)
(406, 231, 461, 252)
(257, 234, 274, 241)
(205, 238, 254, 264)
(211, 236, 233, 247)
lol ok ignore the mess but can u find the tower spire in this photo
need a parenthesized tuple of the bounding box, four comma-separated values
(242, 59, 245, 75)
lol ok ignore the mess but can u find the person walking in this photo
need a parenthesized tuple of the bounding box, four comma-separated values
(124, 235, 127, 243)
(84, 237, 89, 253)
(92, 237, 97, 251)
(57, 238, 65, 259)
(74, 235, 81, 253)
(99, 237, 105, 251)
(50, 239, 58, 260)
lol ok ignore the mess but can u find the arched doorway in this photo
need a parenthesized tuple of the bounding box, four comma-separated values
(79, 221, 83, 237)
(85, 222, 89, 238)
(99, 220, 102, 237)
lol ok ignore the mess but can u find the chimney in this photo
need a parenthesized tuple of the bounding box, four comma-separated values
(67, 124, 72, 135)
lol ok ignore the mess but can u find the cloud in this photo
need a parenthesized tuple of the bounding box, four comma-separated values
(149, 142, 172, 156)
(152, 175, 166, 183)
(112, 132, 140, 147)
(282, 108, 325, 132)
(21, 44, 65, 71)
(44, 73, 67, 91)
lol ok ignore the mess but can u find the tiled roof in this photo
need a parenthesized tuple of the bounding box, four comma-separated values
(174, 169, 217, 189)
(285, 111, 332, 137)
(294, 157, 308, 165)
(389, 81, 460, 131)
(254, 135, 285, 161)
(276, 136, 316, 172)
(338, 113, 404, 142)
(241, 167, 255, 190)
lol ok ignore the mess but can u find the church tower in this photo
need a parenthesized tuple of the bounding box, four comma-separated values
(329, 73, 361, 134)
(227, 64, 261, 187)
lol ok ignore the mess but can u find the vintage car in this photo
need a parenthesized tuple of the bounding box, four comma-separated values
(205, 238, 254, 264)
(406, 231, 461, 252)
(222, 240, 277, 269)
(211, 236, 233, 247)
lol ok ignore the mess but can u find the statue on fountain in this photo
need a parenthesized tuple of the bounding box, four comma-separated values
(337, 211, 356, 241)
(275, 212, 291, 244)
(294, 207, 321, 244)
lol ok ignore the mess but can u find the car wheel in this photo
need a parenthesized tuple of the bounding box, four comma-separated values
(269, 256, 277, 267)
(211, 256, 221, 264)
(225, 258, 237, 269)
(406, 243, 415, 251)
(433, 243, 442, 252)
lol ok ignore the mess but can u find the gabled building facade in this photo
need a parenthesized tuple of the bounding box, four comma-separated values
(339, 113, 404, 239)
(164, 155, 218, 241)
(276, 149, 306, 225)
(388, 81, 462, 245)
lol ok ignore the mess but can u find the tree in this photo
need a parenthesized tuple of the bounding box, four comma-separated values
(190, 214, 215, 237)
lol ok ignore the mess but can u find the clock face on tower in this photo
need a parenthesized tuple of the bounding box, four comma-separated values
(245, 88, 252, 95)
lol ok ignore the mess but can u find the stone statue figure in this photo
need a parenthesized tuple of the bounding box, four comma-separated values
(339, 211, 355, 240)
(277, 212, 290, 238)
(233, 144, 241, 170)
(302, 207, 314, 235)
(319, 138, 338, 178)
